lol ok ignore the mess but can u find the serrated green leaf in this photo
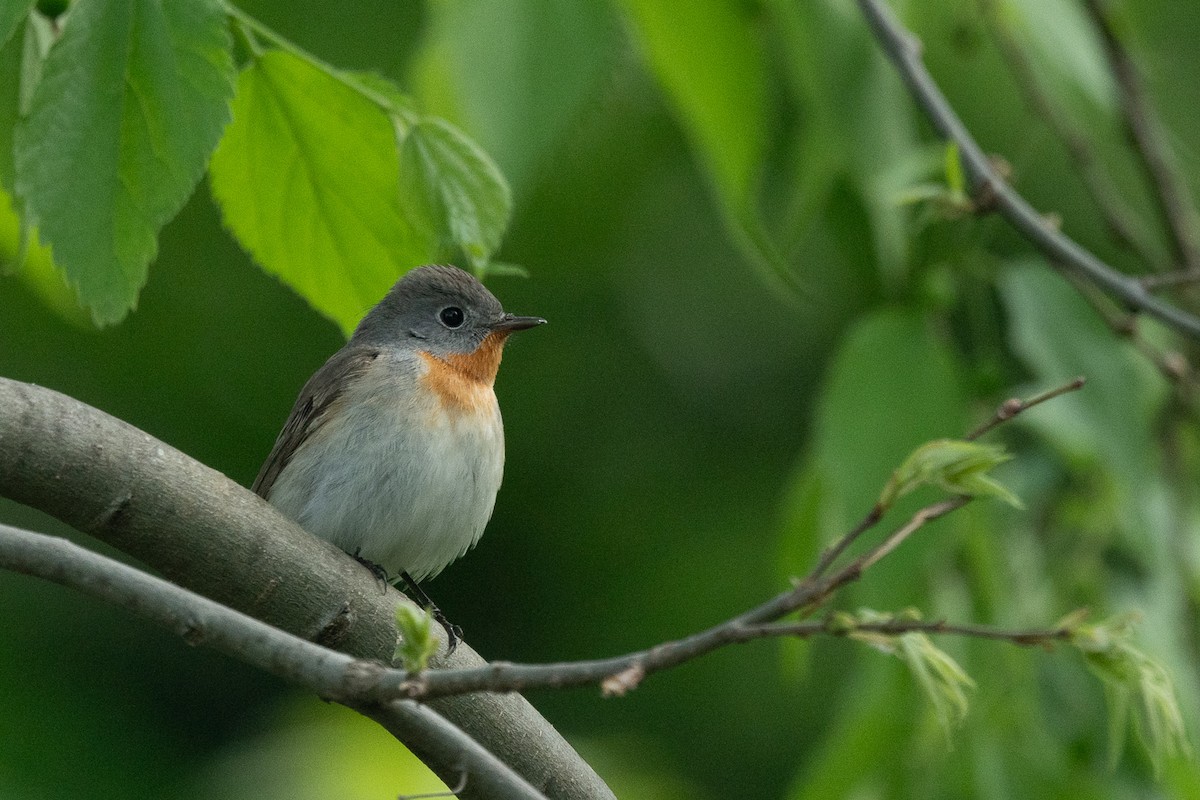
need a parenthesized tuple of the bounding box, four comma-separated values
(880, 439, 1021, 510)
(12, 0, 234, 325)
(210, 51, 436, 336)
(397, 117, 511, 276)
(393, 604, 437, 674)
(0, 0, 34, 50)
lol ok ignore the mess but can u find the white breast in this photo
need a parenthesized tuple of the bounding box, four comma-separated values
(267, 352, 505, 581)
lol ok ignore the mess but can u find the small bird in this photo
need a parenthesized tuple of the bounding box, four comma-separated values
(253, 265, 544, 644)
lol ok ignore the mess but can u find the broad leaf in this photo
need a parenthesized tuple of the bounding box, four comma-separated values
(210, 51, 434, 336)
(410, 0, 615, 197)
(618, 0, 795, 288)
(780, 309, 967, 608)
(13, 0, 234, 324)
(397, 117, 511, 276)
(0, 0, 33, 50)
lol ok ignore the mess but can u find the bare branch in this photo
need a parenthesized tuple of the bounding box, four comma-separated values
(0, 377, 613, 800)
(1140, 268, 1200, 291)
(965, 375, 1087, 441)
(0, 523, 548, 800)
(739, 617, 1075, 648)
(856, 0, 1200, 341)
(1062, 272, 1198, 405)
(375, 496, 969, 701)
(817, 376, 1086, 580)
(1082, 0, 1200, 272)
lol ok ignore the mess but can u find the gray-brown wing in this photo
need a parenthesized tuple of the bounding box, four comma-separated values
(251, 345, 380, 499)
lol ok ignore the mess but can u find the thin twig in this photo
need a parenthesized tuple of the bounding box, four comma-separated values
(1140, 268, 1200, 291)
(1082, 0, 1200, 273)
(381, 496, 969, 701)
(976, 0, 1156, 263)
(1061, 271, 1197, 404)
(856, 0, 1200, 341)
(810, 504, 883, 579)
(965, 376, 1087, 441)
(739, 617, 1075, 648)
(816, 376, 1085, 582)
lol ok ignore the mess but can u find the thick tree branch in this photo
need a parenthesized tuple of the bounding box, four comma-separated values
(857, 0, 1200, 341)
(0, 523, 547, 800)
(0, 377, 613, 800)
(2, 377, 1083, 713)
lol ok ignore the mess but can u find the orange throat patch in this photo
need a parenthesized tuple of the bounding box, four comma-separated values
(418, 331, 509, 413)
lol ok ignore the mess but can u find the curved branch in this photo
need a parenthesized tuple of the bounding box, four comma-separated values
(0, 523, 547, 800)
(2, 377, 1083, 711)
(857, 0, 1200, 341)
(387, 496, 967, 700)
(0, 377, 613, 800)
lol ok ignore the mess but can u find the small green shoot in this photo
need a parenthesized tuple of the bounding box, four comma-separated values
(394, 604, 438, 675)
(879, 439, 1022, 511)
(1071, 614, 1190, 774)
(850, 609, 975, 744)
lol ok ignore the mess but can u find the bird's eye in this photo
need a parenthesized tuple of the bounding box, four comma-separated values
(438, 306, 465, 329)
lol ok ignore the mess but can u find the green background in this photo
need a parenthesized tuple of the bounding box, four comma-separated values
(2, 0, 1199, 798)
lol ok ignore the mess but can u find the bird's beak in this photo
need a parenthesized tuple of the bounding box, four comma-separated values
(491, 314, 547, 332)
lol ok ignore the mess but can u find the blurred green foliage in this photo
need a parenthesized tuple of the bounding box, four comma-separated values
(2, 0, 1200, 798)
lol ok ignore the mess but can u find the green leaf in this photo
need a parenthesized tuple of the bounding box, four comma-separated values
(479, 261, 529, 279)
(397, 117, 512, 276)
(210, 51, 435, 336)
(769, 0, 922, 286)
(781, 310, 967, 608)
(0, 12, 25, 196)
(617, 0, 797, 290)
(851, 609, 975, 746)
(12, 0, 234, 325)
(1072, 615, 1191, 773)
(895, 630, 975, 743)
(1, 188, 88, 326)
(619, 0, 764, 207)
(410, 0, 615, 198)
(0, 0, 34, 50)
(880, 439, 1022, 510)
(393, 604, 437, 674)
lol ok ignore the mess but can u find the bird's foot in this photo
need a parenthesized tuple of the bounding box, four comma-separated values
(400, 570, 463, 655)
(351, 550, 391, 595)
